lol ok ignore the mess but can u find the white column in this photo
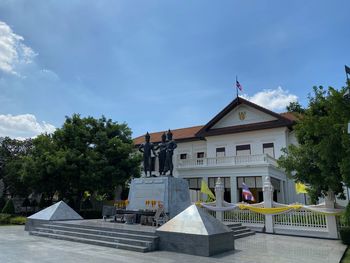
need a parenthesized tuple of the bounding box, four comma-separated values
(230, 176, 238, 204)
(215, 177, 225, 221)
(325, 191, 339, 239)
(263, 176, 274, 233)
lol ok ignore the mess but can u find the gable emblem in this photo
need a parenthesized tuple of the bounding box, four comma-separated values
(238, 111, 246, 120)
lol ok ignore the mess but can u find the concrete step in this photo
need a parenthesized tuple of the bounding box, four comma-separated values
(229, 225, 247, 231)
(233, 228, 253, 235)
(234, 231, 255, 239)
(40, 224, 157, 242)
(225, 223, 242, 228)
(34, 227, 156, 249)
(50, 222, 156, 236)
(30, 231, 150, 253)
(225, 223, 255, 239)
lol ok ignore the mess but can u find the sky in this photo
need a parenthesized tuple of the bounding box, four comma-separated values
(0, 0, 349, 139)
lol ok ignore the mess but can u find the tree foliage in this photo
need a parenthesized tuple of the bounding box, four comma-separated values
(0, 114, 141, 209)
(286, 101, 305, 114)
(278, 86, 350, 202)
(0, 138, 33, 197)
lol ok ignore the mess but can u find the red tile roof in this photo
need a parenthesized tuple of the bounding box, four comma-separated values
(133, 125, 204, 145)
(280, 112, 301, 121)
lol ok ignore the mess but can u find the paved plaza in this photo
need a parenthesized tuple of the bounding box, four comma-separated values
(0, 226, 347, 263)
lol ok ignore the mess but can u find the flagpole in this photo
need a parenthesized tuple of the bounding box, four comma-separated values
(236, 76, 238, 99)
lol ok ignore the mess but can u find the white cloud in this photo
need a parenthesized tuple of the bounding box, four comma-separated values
(0, 21, 36, 75)
(0, 114, 56, 139)
(242, 87, 298, 112)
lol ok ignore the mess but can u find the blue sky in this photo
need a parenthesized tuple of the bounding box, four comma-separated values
(0, 0, 349, 138)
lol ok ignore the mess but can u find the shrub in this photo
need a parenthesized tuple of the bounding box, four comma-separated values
(340, 227, 350, 245)
(9, 216, 27, 225)
(0, 213, 12, 224)
(341, 204, 350, 226)
(1, 199, 15, 214)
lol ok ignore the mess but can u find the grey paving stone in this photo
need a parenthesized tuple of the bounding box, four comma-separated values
(0, 226, 346, 263)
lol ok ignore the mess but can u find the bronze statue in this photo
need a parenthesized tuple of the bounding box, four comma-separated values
(138, 132, 156, 177)
(156, 132, 167, 175)
(163, 130, 177, 176)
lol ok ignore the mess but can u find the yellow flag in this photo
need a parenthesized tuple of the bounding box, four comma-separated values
(200, 180, 216, 200)
(295, 182, 307, 194)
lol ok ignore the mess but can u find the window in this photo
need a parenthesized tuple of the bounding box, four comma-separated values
(237, 176, 262, 203)
(236, 144, 251, 155)
(208, 177, 231, 188)
(207, 177, 231, 202)
(263, 143, 274, 158)
(197, 152, 205, 158)
(186, 178, 202, 190)
(216, 147, 225, 157)
(196, 152, 205, 165)
(180, 153, 187, 160)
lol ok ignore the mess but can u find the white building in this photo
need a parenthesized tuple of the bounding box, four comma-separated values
(134, 97, 305, 204)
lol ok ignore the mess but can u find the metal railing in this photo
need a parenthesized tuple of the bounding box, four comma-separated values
(273, 209, 327, 229)
(177, 154, 277, 169)
(223, 209, 265, 225)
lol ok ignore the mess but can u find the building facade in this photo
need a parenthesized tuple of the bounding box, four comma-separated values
(134, 97, 305, 204)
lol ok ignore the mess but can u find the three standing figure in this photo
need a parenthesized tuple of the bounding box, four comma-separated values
(139, 130, 177, 177)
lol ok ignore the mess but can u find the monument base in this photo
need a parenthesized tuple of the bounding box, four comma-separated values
(156, 205, 235, 257)
(127, 177, 191, 218)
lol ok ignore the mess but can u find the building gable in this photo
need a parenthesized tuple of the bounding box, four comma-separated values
(212, 104, 277, 129)
(196, 97, 294, 137)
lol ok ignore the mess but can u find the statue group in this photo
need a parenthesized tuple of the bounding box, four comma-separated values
(139, 130, 177, 177)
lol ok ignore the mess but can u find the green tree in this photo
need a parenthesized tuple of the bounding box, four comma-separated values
(278, 86, 350, 202)
(0, 138, 32, 197)
(1, 198, 15, 214)
(286, 101, 305, 114)
(21, 114, 141, 209)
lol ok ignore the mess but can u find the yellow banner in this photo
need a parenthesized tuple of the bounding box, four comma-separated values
(200, 180, 216, 200)
(238, 204, 303, 214)
(295, 182, 308, 194)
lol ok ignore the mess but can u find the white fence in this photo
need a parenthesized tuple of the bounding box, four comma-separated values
(274, 209, 327, 229)
(223, 209, 265, 225)
(203, 206, 340, 239)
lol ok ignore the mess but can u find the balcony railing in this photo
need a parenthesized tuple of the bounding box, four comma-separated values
(177, 154, 278, 169)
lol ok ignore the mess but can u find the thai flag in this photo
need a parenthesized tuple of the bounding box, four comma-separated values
(236, 80, 243, 91)
(242, 182, 255, 202)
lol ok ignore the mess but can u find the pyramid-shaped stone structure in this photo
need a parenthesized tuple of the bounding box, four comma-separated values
(28, 201, 83, 220)
(157, 204, 230, 235)
(25, 201, 83, 231)
(156, 204, 234, 256)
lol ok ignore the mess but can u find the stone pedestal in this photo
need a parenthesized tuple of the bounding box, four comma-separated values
(25, 201, 83, 231)
(156, 205, 234, 257)
(127, 177, 191, 218)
